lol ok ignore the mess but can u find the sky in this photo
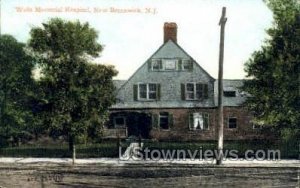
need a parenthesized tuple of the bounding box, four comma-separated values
(1, 0, 273, 80)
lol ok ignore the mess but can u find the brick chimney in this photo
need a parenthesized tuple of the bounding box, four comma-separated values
(164, 22, 177, 43)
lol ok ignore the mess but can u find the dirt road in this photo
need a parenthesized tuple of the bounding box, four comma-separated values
(0, 161, 299, 188)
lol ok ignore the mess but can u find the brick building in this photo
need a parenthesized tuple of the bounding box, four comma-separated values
(106, 22, 264, 141)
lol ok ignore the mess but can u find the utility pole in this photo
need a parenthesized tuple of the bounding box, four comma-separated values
(0, 0, 2, 35)
(216, 7, 227, 165)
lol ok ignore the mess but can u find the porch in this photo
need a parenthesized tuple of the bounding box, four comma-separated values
(105, 111, 152, 139)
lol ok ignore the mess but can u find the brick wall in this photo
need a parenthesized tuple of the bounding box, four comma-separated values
(110, 107, 268, 141)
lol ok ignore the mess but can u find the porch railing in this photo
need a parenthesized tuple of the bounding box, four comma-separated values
(103, 128, 128, 138)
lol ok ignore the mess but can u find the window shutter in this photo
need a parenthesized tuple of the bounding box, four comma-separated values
(168, 113, 174, 128)
(203, 113, 209, 130)
(203, 84, 208, 99)
(148, 60, 152, 70)
(152, 114, 159, 128)
(156, 84, 161, 100)
(188, 113, 193, 130)
(226, 117, 233, 128)
(189, 61, 193, 71)
(133, 84, 138, 101)
(181, 83, 186, 100)
(177, 59, 182, 70)
(158, 59, 163, 69)
(196, 83, 202, 99)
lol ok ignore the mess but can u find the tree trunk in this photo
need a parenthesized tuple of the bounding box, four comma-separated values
(69, 135, 76, 165)
(68, 135, 74, 151)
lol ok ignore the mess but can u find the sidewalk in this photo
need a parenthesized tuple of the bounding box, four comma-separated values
(0, 157, 299, 167)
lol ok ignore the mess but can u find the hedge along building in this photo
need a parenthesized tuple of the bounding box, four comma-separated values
(106, 22, 265, 141)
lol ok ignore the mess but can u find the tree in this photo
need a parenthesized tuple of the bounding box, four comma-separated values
(0, 35, 34, 146)
(28, 18, 117, 158)
(243, 0, 300, 140)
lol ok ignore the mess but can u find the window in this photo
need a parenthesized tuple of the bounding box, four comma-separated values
(164, 59, 176, 70)
(148, 84, 157, 99)
(159, 112, 169, 129)
(182, 59, 192, 70)
(152, 59, 162, 70)
(139, 84, 147, 99)
(138, 83, 159, 100)
(149, 58, 192, 71)
(224, 91, 236, 97)
(186, 83, 195, 99)
(113, 116, 126, 128)
(189, 113, 209, 130)
(183, 83, 208, 100)
(228, 117, 237, 129)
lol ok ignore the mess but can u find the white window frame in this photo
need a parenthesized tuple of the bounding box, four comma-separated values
(163, 59, 177, 70)
(228, 117, 237, 129)
(186, 83, 195, 100)
(148, 83, 157, 100)
(113, 116, 126, 128)
(185, 82, 208, 100)
(189, 112, 210, 131)
(150, 58, 192, 71)
(138, 83, 157, 100)
(138, 83, 147, 100)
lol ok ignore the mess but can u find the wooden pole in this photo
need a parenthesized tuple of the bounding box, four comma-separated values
(0, 0, 2, 35)
(72, 144, 76, 165)
(216, 7, 227, 165)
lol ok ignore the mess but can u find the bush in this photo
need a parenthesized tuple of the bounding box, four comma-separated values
(0, 140, 298, 159)
(143, 140, 299, 159)
(0, 141, 121, 158)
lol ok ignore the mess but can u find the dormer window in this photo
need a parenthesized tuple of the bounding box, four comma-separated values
(223, 91, 236, 97)
(223, 86, 237, 97)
